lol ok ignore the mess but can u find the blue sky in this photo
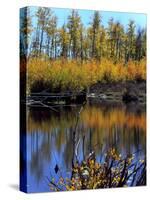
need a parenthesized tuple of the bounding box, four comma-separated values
(29, 6, 147, 30)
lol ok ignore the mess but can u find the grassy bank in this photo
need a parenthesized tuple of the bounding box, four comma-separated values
(24, 58, 146, 93)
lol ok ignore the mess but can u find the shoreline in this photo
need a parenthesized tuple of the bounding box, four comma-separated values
(26, 80, 146, 107)
(89, 80, 146, 105)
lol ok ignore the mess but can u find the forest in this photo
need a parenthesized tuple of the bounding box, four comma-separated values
(20, 7, 146, 93)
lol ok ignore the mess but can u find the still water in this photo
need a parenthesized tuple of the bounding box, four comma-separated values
(26, 103, 146, 192)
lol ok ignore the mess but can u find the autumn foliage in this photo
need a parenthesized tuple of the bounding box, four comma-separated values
(26, 58, 146, 93)
(49, 148, 146, 191)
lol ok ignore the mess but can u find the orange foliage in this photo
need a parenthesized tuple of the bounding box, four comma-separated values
(26, 58, 146, 92)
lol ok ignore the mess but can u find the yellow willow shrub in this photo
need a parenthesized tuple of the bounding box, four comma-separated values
(49, 60, 86, 91)
(27, 57, 146, 93)
(49, 148, 146, 191)
(27, 58, 50, 90)
(111, 63, 127, 82)
(27, 58, 99, 92)
(136, 59, 146, 80)
(96, 59, 127, 82)
(97, 59, 113, 82)
(126, 59, 146, 81)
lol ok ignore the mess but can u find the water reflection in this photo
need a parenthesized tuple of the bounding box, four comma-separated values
(26, 103, 146, 192)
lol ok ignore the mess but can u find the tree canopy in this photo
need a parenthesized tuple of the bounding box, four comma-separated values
(20, 7, 146, 64)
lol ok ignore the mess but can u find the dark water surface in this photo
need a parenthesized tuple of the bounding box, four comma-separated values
(26, 103, 146, 192)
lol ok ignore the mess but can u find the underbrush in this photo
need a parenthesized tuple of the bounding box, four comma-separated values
(48, 148, 146, 191)
(24, 58, 146, 93)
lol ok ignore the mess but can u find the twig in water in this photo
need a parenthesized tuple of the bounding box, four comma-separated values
(75, 138, 81, 159)
(39, 102, 59, 112)
(72, 101, 87, 166)
(46, 176, 62, 191)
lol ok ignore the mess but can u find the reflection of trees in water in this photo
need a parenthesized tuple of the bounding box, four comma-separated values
(28, 104, 146, 133)
(28, 104, 146, 183)
(30, 132, 43, 183)
(30, 132, 55, 183)
(63, 127, 74, 170)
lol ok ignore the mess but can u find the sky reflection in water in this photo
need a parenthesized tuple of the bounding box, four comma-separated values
(26, 103, 146, 192)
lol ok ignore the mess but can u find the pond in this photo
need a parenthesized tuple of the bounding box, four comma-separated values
(25, 102, 146, 192)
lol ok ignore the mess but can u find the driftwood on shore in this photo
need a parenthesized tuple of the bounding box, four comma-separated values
(26, 91, 87, 107)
